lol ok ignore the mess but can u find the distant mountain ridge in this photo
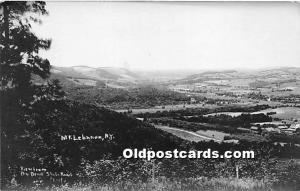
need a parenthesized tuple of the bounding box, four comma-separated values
(178, 67, 300, 84)
(49, 66, 142, 88)
(52, 66, 141, 82)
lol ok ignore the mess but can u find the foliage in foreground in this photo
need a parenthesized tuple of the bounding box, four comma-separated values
(4, 177, 299, 191)
(3, 156, 300, 191)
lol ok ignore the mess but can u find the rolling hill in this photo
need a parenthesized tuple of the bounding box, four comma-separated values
(177, 67, 300, 87)
(49, 66, 142, 88)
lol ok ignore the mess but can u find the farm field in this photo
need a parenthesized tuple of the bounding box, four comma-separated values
(201, 107, 300, 120)
(252, 107, 300, 120)
(196, 130, 229, 141)
(115, 103, 219, 114)
(155, 125, 221, 142)
(204, 112, 245, 117)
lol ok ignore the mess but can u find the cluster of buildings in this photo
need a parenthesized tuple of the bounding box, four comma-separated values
(251, 123, 300, 135)
(277, 123, 300, 134)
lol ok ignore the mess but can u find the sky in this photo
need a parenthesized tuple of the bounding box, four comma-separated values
(34, 2, 300, 71)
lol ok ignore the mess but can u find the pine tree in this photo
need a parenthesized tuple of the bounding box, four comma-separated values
(0, 2, 53, 186)
(1, 1, 51, 91)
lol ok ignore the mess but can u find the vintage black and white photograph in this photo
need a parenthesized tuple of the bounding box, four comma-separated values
(1, 1, 300, 191)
